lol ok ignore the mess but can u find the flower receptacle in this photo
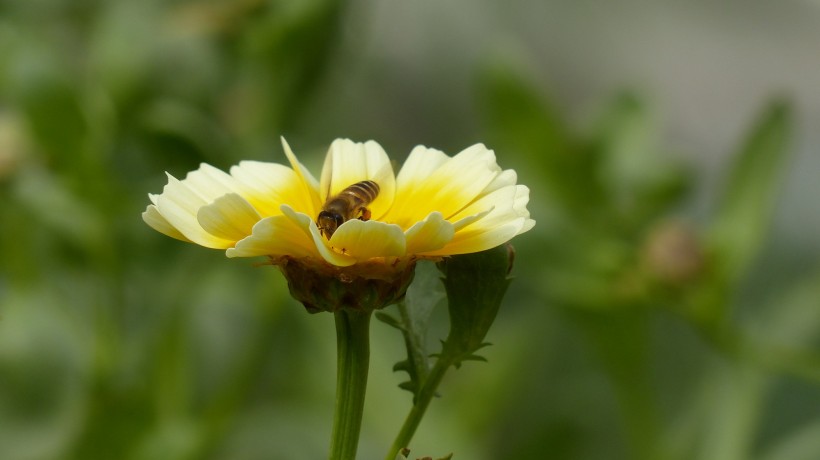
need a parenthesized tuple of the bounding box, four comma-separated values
(275, 256, 418, 313)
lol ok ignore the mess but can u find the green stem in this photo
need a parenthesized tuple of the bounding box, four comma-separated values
(329, 309, 372, 460)
(385, 351, 455, 460)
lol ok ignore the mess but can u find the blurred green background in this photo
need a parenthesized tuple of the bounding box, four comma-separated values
(1, 0, 819, 459)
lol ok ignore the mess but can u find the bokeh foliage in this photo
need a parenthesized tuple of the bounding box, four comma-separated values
(1, 1, 819, 460)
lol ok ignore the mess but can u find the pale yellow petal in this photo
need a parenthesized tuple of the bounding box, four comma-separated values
(519, 218, 536, 235)
(449, 184, 531, 226)
(142, 204, 192, 242)
(387, 146, 448, 226)
(280, 205, 356, 267)
(425, 217, 529, 256)
(328, 219, 406, 260)
(319, 139, 396, 220)
(481, 169, 517, 195)
(197, 193, 261, 242)
(387, 143, 501, 228)
(450, 189, 532, 247)
(229, 160, 313, 216)
(182, 163, 241, 201)
(427, 185, 534, 255)
(452, 208, 492, 232)
(395, 145, 450, 191)
(404, 211, 455, 254)
(281, 137, 322, 216)
(227, 214, 317, 258)
(154, 173, 234, 248)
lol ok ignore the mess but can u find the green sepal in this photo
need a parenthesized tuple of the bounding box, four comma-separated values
(437, 244, 514, 366)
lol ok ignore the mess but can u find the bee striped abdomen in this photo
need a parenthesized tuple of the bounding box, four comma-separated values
(340, 180, 380, 205)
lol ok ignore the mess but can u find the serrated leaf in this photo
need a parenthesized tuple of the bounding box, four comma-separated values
(710, 100, 792, 282)
(392, 360, 410, 372)
(403, 261, 446, 341)
(438, 245, 513, 366)
(398, 381, 416, 393)
(383, 260, 446, 398)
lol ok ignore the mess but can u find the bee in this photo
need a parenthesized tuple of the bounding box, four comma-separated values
(317, 180, 380, 239)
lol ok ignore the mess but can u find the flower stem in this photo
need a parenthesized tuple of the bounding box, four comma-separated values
(329, 309, 372, 460)
(385, 351, 455, 460)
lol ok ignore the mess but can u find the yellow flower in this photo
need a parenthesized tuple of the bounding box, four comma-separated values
(142, 138, 534, 267)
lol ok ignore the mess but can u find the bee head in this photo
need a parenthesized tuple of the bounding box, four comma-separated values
(317, 210, 344, 239)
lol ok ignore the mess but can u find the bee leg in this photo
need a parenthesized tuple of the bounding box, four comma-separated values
(359, 208, 372, 221)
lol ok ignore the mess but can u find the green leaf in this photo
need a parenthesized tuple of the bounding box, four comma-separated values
(437, 245, 513, 366)
(241, 0, 344, 136)
(476, 64, 606, 219)
(376, 261, 445, 398)
(593, 92, 690, 226)
(757, 419, 820, 460)
(710, 100, 792, 282)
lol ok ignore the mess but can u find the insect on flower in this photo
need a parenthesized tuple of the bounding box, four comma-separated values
(142, 138, 534, 269)
(317, 180, 380, 239)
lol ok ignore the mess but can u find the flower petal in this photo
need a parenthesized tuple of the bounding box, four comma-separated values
(319, 139, 396, 220)
(395, 145, 451, 190)
(227, 214, 317, 258)
(280, 205, 357, 267)
(328, 218, 406, 260)
(481, 169, 517, 195)
(197, 193, 261, 242)
(154, 173, 234, 248)
(229, 160, 313, 216)
(405, 211, 455, 254)
(387, 143, 501, 228)
(425, 217, 530, 256)
(183, 163, 241, 201)
(427, 185, 533, 255)
(142, 204, 192, 242)
(281, 137, 322, 216)
(452, 208, 492, 232)
(449, 184, 531, 227)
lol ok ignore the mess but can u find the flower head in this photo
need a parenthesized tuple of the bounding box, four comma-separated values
(144, 138, 533, 264)
(143, 138, 533, 311)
